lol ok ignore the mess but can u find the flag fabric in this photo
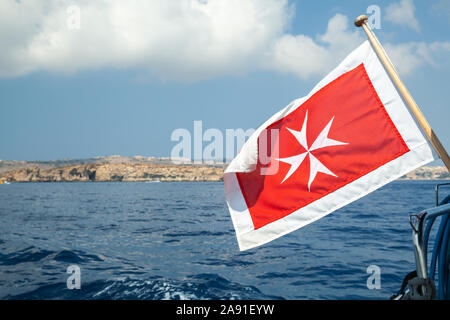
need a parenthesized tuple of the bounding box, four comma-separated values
(224, 40, 435, 251)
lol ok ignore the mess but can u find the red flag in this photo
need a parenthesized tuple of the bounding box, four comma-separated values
(225, 41, 434, 251)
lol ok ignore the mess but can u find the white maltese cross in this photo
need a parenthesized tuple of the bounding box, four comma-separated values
(277, 110, 348, 191)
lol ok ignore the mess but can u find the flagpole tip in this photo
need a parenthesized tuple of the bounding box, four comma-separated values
(354, 15, 368, 27)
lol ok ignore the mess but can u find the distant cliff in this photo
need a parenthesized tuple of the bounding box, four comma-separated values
(398, 166, 450, 180)
(0, 156, 448, 182)
(1, 162, 223, 182)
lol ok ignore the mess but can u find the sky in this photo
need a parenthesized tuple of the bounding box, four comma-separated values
(0, 0, 449, 164)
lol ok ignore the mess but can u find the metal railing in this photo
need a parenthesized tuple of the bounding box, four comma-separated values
(409, 183, 450, 299)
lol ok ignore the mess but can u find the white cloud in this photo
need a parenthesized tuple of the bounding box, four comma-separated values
(0, 0, 291, 80)
(385, 0, 420, 32)
(268, 12, 450, 78)
(267, 14, 363, 79)
(0, 0, 448, 81)
(384, 41, 450, 75)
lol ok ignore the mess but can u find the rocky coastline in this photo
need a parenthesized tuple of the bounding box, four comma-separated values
(0, 162, 223, 182)
(0, 156, 448, 182)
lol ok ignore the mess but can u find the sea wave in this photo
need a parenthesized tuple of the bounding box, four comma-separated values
(5, 274, 283, 300)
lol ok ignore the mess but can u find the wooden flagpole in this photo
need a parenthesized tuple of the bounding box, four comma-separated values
(355, 15, 450, 172)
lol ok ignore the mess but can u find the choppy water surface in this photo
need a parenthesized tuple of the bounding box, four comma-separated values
(0, 181, 446, 299)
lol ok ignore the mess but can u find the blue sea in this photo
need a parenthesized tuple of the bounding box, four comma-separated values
(0, 180, 447, 300)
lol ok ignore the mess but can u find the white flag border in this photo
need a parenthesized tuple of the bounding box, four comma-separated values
(225, 40, 435, 251)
